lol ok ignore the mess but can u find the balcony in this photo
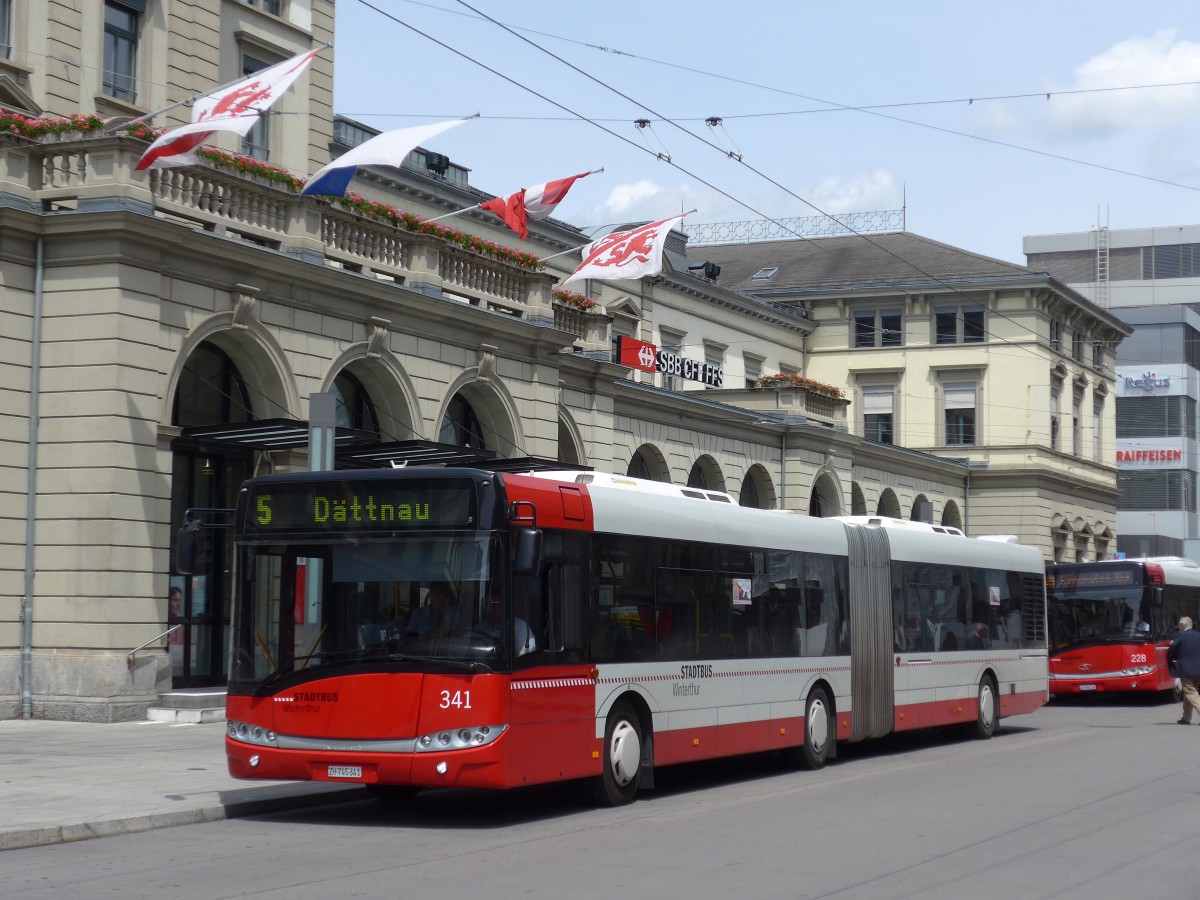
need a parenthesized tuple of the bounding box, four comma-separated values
(7, 131, 611, 348)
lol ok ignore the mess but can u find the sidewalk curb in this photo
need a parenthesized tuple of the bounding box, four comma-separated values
(0, 785, 367, 851)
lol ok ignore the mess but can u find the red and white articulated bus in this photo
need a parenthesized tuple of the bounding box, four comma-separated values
(207, 467, 1048, 806)
(1045, 558, 1200, 696)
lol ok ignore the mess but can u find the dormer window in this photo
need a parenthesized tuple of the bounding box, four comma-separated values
(751, 267, 778, 281)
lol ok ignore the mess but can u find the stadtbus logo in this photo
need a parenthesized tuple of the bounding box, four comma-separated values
(1125, 371, 1170, 392)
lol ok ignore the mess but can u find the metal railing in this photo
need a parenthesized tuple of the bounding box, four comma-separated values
(127, 624, 180, 670)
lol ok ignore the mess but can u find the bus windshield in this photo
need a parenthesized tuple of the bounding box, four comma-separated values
(230, 532, 505, 690)
(1045, 580, 1154, 650)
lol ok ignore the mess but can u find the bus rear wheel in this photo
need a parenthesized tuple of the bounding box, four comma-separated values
(596, 701, 643, 806)
(784, 686, 831, 770)
(973, 675, 999, 739)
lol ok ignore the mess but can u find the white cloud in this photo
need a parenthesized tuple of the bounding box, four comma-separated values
(1048, 29, 1200, 139)
(600, 180, 664, 215)
(804, 170, 900, 214)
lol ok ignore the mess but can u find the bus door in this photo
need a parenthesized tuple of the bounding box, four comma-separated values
(845, 523, 894, 740)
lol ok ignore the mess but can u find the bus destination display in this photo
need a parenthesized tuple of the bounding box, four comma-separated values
(242, 479, 476, 535)
(1046, 567, 1137, 590)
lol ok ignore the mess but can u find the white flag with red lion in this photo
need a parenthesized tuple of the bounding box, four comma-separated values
(561, 214, 685, 286)
(136, 48, 320, 171)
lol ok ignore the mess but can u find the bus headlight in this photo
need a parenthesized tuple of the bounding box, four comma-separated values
(414, 724, 505, 752)
(1121, 666, 1156, 677)
(227, 719, 279, 748)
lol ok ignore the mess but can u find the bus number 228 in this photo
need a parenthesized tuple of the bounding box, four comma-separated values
(441, 690, 471, 709)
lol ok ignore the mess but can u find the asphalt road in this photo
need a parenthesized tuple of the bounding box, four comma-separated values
(7, 693, 1197, 900)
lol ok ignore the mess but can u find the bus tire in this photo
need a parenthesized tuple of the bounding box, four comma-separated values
(974, 675, 999, 739)
(596, 700, 643, 806)
(784, 686, 832, 770)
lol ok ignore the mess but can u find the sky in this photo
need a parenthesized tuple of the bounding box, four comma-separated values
(331, 1, 1200, 265)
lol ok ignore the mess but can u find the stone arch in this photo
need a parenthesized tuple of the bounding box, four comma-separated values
(850, 482, 867, 516)
(687, 454, 726, 492)
(739, 464, 776, 509)
(941, 499, 964, 531)
(1073, 519, 1094, 562)
(1051, 515, 1073, 563)
(809, 470, 843, 518)
(627, 443, 670, 482)
(1092, 523, 1114, 561)
(557, 407, 586, 466)
(910, 493, 932, 523)
(163, 313, 298, 425)
(876, 488, 902, 518)
(435, 371, 525, 459)
(321, 345, 421, 442)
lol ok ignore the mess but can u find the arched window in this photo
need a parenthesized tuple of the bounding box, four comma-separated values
(739, 476, 760, 508)
(332, 370, 380, 436)
(172, 341, 252, 427)
(627, 449, 653, 480)
(687, 461, 708, 490)
(440, 394, 487, 449)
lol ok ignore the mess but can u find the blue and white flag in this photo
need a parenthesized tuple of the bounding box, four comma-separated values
(300, 119, 471, 197)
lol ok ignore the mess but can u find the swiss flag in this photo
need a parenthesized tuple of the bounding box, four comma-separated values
(481, 189, 528, 240)
(524, 171, 592, 221)
(482, 170, 593, 239)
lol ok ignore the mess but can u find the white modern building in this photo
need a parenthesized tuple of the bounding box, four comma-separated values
(1026, 225, 1200, 558)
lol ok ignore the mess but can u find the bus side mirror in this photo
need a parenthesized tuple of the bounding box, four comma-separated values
(513, 528, 542, 576)
(176, 518, 202, 576)
(1152, 586, 1164, 607)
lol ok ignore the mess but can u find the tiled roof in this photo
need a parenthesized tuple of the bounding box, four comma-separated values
(697, 231, 1035, 292)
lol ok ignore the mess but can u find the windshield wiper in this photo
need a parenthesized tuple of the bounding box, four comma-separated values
(388, 653, 493, 674)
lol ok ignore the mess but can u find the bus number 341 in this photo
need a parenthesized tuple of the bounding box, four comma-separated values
(441, 690, 471, 710)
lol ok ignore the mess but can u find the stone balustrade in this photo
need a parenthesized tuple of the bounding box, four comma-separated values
(3, 132, 611, 350)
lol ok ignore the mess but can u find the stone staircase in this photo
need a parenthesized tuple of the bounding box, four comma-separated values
(146, 689, 227, 724)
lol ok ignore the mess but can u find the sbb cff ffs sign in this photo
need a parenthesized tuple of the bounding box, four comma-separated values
(616, 336, 724, 387)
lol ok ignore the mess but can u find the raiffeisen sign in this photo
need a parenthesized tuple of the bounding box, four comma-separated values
(1115, 448, 1183, 463)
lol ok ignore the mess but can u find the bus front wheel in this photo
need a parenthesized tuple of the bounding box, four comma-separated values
(973, 676, 999, 739)
(596, 701, 643, 806)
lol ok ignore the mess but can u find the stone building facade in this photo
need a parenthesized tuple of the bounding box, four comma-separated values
(0, 0, 1092, 720)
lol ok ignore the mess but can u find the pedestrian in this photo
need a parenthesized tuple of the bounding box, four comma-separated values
(1166, 616, 1200, 724)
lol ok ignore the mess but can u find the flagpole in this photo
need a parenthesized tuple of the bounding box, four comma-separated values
(424, 204, 482, 224)
(106, 43, 332, 134)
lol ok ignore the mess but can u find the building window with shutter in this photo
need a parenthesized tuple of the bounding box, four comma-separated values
(862, 386, 895, 444)
(943, 382, 977, 445)
(1092, 393, 1103, 459)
